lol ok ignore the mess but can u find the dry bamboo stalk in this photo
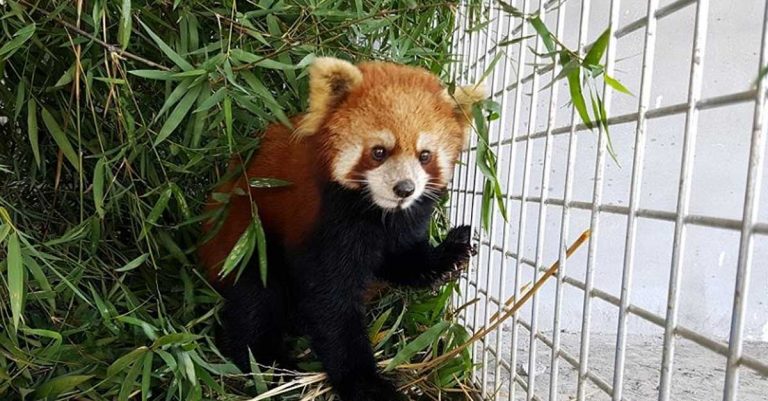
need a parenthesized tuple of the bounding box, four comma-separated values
(417, 229, 592, 371)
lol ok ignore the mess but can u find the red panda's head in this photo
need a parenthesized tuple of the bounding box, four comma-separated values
(295, 57, 486, 210)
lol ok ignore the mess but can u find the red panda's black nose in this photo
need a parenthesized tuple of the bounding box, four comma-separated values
(393, 180, 415, 198)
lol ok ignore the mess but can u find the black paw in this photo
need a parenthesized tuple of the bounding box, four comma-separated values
(432, 226, 476, 288)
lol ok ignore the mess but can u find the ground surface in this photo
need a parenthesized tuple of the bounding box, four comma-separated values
(477, 331, 768, 401)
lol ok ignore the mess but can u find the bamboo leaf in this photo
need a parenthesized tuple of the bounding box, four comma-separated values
(529, 16, 555, 54)
(7, 232, 24, 330)
(41, 108, 80, 171)
(154, 84, 202, 146)
(385, 321, 450, 371)
(129, 69, 178, 80)
(566, 69, 594, 129)
(757, 65, 768, 85)
(118, 356, 144, 401)
(584, 27, 611, 67)
(230, 49, 298, 70)
(0, 23, 35, 59)
(248, 178, 292, 188)
(497, 0, 525, 17)
(93, 158, 106, 218)
(223, 94, 233, 149)
(118, 0, 132, 49)
(141, 352, 154, 401)
(138, 19, 193, 71)
(27, 98, 40, 167)
(498, 34, 535, 47)
(219, 222, 255, 279)
(152, 332, 201, 348)
(605, 74, 633, 95)
(145, 186, 173, 228)
(194, 87, 226, 113)
(108, 347, 148, 377)
(34, 375, 93, 399)
(252, 206, 268, 287)
(116, 254, 148, 272)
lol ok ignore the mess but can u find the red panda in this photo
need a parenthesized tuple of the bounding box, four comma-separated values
(198, 57, 485, 401)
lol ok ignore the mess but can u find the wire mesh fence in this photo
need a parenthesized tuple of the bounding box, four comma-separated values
(449, 0, 768, 400)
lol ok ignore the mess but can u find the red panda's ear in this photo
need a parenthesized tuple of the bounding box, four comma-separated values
(444, 83, 488, 124)
(294, 57, 363, 138)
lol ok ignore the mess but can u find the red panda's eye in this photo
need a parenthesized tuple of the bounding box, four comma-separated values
(419, 150, 432, 164)
(372, 146, 388, 161)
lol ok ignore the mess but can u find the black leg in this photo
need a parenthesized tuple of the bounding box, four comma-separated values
(297, 291, 404, 401)
(217, 283, 289, 372)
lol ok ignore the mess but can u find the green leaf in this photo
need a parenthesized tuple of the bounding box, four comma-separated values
(496, 0, 525, 17)
(252, 206, 268, 287)
(757, 65, 768, 85)
(481, 180, 493, 231)
(21, 327, 63, 348)
(145, 186, 173, 228)
(223, 94, 233, 149)
(529, 16, 555, 54)
(34, 375, 93, 398)
(129, 69, 177, 80)
(477, 51, 504, 87)
(540, 57, 579, 91)
(0, 23, 35, 59)
(53, 63, 76, 88)
(498, 34, 535, 47)
(375, 306, 406, 350)
(566, 69, 594, 129)
(118, 354, 143, 401)
(154, 79, 193, 122)
(230, 49, 298, 70)
(218, 222, 255, 279)
(248, 178, 292, 188)
(7, 232, 24, 330)
(138, 20, 193, 71)
(93, 158, 106, 218)
(151, 332, 201, 348)
(591, 89, 619, 164)
(108, 347, 148, 377)
(27, 98, 40, 167)
(193, 87, 226, 113)
(141, 352, 154, 401)
(467, 18, 492, 34)
(605, 74, 633, 95)
(584, 27, 611, 67)
(385, 321, 450, 371)
(116, 254, 148, 272)
(154, 84, 202, 146)
(41, 108, 80, 171)
(118, 0, 132, 49)
(369, 308, 393, 343)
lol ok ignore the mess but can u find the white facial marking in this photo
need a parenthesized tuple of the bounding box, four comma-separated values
(365, 155, 429, 210)
(332, 130, 395, 187)
(332, 142, 363, 186)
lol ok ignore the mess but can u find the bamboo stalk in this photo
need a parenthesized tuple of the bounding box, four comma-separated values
(418, 229, 592, 371)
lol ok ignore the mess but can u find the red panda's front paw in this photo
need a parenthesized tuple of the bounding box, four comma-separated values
(432, 226, 476, 287)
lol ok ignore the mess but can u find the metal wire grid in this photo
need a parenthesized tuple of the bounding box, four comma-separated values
(447, 0, 768, 400)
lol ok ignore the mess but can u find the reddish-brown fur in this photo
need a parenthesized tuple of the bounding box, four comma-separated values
(198, 61, 476, 283)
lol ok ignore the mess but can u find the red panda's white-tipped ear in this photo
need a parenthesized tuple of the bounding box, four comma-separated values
(294, 57, 363, 138)
(443, 83, 487, 148)
(444, 83, 488, 123)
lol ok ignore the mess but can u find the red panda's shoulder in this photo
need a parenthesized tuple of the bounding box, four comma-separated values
(198, 119, 325, 283)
